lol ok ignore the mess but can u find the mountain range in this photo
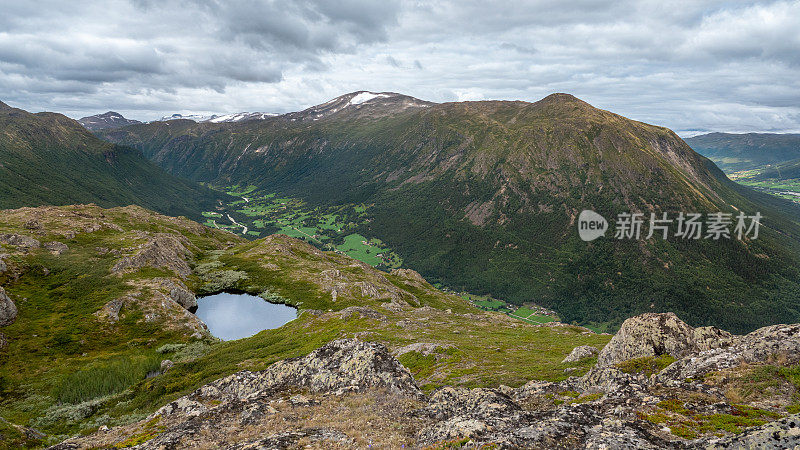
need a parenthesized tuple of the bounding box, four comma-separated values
(96, 91, 800, 333)
(686, 132, 800, 173)
(0, 101, 228, 221)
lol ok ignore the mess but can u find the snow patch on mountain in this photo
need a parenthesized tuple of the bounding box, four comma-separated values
(350, 92, 390, 105)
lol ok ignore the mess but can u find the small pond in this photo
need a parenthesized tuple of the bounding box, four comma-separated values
(195, 292, 297, 341)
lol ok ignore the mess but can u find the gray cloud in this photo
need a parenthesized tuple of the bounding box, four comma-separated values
(0, 0, 798, 134)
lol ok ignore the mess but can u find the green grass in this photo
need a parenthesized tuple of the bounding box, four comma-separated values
(54, 355, 163, 404)
(616, 355, 676, 377)
(200, 188, 402, 269)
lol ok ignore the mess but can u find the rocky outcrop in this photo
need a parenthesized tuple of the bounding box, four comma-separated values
(0, 287, 17, 326)
(51, 324, 800, 450)
(657, 323, 800, 382)
(0, 233, 40, 250)
(597, 313, 734, 367)
(202, 339, 421, 400)
(93, 297, 126, 323)
(703, 412, 800, 448)
(111, 234, 193, 278)
(394, 342, 454, 357)
(153, 278, 196, 311)
(562, 345, 599, 363)
(43, 241, 68, 255)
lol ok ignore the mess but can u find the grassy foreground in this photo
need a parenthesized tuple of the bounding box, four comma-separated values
(0, 204, 610, 448)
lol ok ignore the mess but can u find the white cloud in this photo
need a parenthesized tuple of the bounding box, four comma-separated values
(0, 0, 798, 134)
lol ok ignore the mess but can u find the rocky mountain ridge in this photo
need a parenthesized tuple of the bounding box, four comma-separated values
(53, 313, 800, 448)
(77, 112, 142, 131)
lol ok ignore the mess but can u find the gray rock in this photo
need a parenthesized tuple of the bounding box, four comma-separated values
(562, 345, 599, 363)
(702, 412, 800, 449)
(111, 234, 193, 278)
(394, 342, 454, 357)
(207, 339, 421, 399)
(43, 241, 68, 255)
(0, 255, 7, 274)
(0, 287, 17, 327)
(228, 428, 354, 449)
(338, 306, 387, 322)
(597, 312, 732, 367)
(161, 359, 174, 372)
(0, 233, 40, 250)
(153, 278, 196, 311)
(657, 323, 800, 382)
(93, 298, 125, 323)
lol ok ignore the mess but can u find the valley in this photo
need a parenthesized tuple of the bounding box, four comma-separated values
(201, 184, 404, 270)
(100, 92, 800, 334)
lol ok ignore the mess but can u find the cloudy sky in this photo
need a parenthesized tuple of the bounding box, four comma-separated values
(1, 0, 799, 135)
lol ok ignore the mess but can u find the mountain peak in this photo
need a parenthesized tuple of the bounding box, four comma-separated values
(536, 92, 593, 108)
(0, 100, 10, 110)
(79, 111, 142, 131)
(289, 91, 434, 122)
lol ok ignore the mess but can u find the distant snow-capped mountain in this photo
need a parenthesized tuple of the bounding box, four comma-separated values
(78, 111, 142, 131)
(156, 112, 277, 123)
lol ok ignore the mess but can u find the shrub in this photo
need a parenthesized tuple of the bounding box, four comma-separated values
(54, 355, 162, 404)
(615, 354, 676, 377)
(155, 343, 186, 354)
(201, 270, 248, 292)
(259, 288, 288, 304)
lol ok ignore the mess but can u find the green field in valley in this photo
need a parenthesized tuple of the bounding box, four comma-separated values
(201, 185, 403, 269)
(463, 294, 559, 325)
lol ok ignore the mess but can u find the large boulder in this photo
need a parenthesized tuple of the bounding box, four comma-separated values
(0, 287, 18, 326)
(111, 234, 193, 278)
(596, 313, 734, 367)
(196, 339, 421, 401)
(702, 412, 800, 448)
(657, 323, 800, 382)
(0, 234, 40, 250)
(153, 278, 197, 311)
(562, 345, 599, 363)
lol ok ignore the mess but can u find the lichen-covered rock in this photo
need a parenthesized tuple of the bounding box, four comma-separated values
(228, 428, 355, 449)
(205, 339, 421, 400)
(93, 297, 126, 323)
(153, 278, 196, 311)
(0, 233, 40, 249)
(160, 359, 174, 373)
(43, 241, 68, 255)
(394, 342, 454, 357)
(337, 306, 387, 322)
(597, 313, 731, 367)
(417, 386, 528, 445)
(657, 323, 800, 382)
(702, 412, 800, 449)
(0, 287, 17, 326)
(111, 234, 193, 278)
(562, 345, 599, 363)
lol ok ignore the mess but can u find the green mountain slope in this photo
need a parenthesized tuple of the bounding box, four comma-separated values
(686, 132, 800, 172)
(98, 92, 800, 333)
(0, 101, 227, 220)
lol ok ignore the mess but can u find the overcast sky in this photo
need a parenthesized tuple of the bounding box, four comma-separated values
(1, 0, 799, 135)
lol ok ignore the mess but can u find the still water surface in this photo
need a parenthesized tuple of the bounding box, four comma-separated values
(195, 292, 296, 340)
